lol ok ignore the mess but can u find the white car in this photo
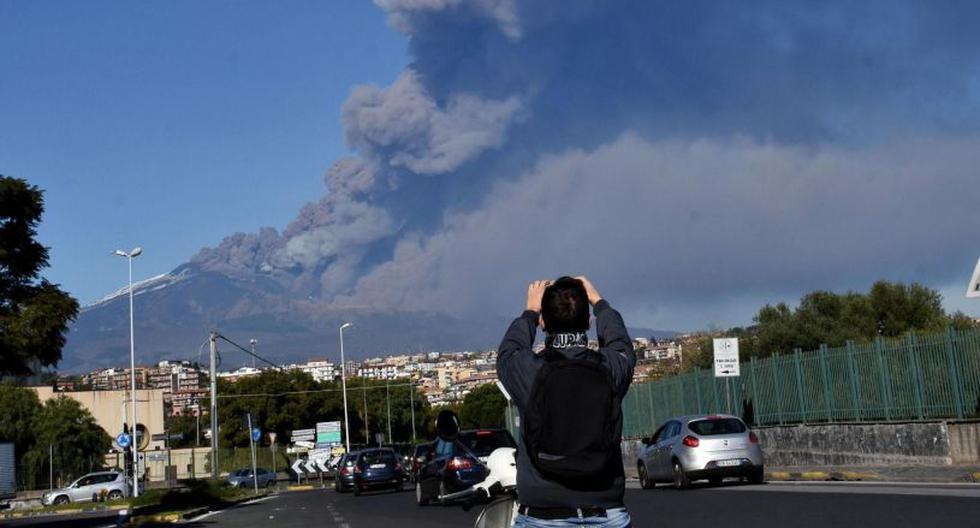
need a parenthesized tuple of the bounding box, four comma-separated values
(637, 414, 764, 489)
(42, 471, 129, 505)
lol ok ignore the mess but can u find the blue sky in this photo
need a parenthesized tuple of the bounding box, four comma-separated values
(0, 0, 406, 304)
(3, 1, 979, 331)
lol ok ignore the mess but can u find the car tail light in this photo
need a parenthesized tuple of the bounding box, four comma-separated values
(446, 457, 473, 470)
(476, 430, 493, 436)
(395, 463, 402, 471)
(749, 432, 759, 444)
(354, 465, 362, 474)
(682, 435, 700, 448)
(339, 467, 349, 476)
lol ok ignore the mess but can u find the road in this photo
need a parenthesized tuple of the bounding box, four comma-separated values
(5, 481, 977, 528)
(187, 481, 978, 528)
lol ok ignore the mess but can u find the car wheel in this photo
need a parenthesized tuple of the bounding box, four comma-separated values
(638, 463, 655, 490)
(672, 460, 691, 490)
(396, 479, 405, 492)
(107, 490, 123, 501)
(53, 495, 70, 505)
(416, 482, 429, 506)
(353, 484, 362, 496)
(748, 468, 764, 485)
(266, 479, 275, 489)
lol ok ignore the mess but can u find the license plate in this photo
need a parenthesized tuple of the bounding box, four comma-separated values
(370, 463, 387, 469)
(716, 459, 742, 467)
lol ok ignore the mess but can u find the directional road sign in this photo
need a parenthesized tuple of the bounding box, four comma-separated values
(304, 460, 319, 474)
(315, 421, 342, 446)
(967, 257, 980, 298)
(116, 433, 131, 449)
(290, 459, 307, 475)
(713, 338, 740, 377)
(291, 428, 316, 442)
(252, 427, 262, 442)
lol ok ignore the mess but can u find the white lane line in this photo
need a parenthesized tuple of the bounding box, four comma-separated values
(185, 510, 220, 523)
(183, 495, 280, 523)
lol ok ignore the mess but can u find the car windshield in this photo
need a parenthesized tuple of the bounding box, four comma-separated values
(232, 469, 251, 476)
(457, 430, 517, 457)
(688, 418, 747, 436)
(359, 451, 396, 466)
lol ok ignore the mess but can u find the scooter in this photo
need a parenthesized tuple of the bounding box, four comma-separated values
(432, 410, 520, 528)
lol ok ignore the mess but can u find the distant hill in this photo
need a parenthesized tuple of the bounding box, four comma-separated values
(60, 263, 675, 373)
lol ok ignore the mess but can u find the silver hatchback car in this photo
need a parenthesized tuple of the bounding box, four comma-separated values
(42, 471, 129, 505)
(636, 414, 764, 489)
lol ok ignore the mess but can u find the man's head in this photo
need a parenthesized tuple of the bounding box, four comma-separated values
(541, 276, 590, 333)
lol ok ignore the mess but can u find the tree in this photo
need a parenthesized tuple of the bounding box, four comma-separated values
(460, 383, 507, 429)
(22, 396, 110, 489)
(0, 176, 79, 376)
(0, 383, 43, 488)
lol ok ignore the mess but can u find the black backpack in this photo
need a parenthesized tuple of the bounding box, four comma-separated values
(523, 348, 622, 488)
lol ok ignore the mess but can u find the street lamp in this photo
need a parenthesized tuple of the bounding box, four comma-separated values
(249, 338, 258, 370)
(114, 246, 142, 498)
(339, 322, 353, 453)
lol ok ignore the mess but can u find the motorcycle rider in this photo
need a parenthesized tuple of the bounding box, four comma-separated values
(497, 276, 636, 527)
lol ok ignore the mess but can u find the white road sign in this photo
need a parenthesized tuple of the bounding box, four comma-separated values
(967, 257, 980, 298)
(290, 459, 307, 475)
(713, 338, 740, 377)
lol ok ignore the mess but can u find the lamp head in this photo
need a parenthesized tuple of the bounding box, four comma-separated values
(130, 247, 143, 257)
(340, 322, 353, 330)
(113, 250, 127, 257)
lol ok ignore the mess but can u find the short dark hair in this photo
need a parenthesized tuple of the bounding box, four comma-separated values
(541, 276, 590, 333)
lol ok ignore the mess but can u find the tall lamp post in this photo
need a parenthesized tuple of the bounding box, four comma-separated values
(339, 322, 353, 453)
(114, 247, 142, 498)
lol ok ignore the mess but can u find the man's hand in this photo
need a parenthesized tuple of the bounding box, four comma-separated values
(575, 276, 603, 306)
(526, 280, 551, 313)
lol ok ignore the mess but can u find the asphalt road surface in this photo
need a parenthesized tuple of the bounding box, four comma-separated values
(184, 480, 978, 528)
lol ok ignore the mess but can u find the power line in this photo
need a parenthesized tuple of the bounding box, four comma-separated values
(215, 333, 282, 371)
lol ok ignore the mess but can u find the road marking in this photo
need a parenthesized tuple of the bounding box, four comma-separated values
(708, 482, 980, 499)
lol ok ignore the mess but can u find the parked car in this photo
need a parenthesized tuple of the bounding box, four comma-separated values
(227, 467, 277, 489)
(350, 448, 405, 496)
(415, 429, 517, 506)
(42, 471, 129, 505)
(636, 414, 764, 489)
(334, 451, 360, 493)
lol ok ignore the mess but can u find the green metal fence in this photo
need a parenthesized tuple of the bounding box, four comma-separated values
(622, 327, 980, 438)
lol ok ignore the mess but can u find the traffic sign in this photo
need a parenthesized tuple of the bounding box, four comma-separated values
(116, 433, 132, 448)
(252, 427, 262, 442)
(291, 428, 315, 442)
(713, 338, 740, 377)
(967, 257, 980, 298)
(315, 421, 341, 446)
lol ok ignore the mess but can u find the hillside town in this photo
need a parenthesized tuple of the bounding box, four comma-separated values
(54, 336, 689, 414)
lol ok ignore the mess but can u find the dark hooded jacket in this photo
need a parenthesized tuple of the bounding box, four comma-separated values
(496, 300, 636, 508)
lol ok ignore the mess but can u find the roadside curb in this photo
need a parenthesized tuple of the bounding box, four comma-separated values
(969, 472, 980, 483)
(0, 502, 128, 520)
(767, 470, 879, 482)
(286, 485, 315, 491)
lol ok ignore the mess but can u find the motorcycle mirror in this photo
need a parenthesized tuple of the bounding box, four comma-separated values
(436, 410, 461, 441)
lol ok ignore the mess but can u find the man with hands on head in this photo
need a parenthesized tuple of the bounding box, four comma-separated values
(497, 276, 636, 528)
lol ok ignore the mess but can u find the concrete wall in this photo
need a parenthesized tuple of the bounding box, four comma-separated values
(32, 387, 167, 452)
(755, 422, 952, 466)
(948, 421, 980, 464)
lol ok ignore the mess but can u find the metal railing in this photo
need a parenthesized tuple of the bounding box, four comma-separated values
(623, 327, 980, 437)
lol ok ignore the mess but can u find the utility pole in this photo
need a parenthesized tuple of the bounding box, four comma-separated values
(409, 380, 417, 445)
(246, 413, 258, 494)
(386, 377, 392, 446)
(209, 332, 219, 479)
(363, 387, 369, 445)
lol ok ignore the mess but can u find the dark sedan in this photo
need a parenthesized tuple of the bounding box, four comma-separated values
(334, 451, 359, 493)
(351, 448, 406, 495)
(415, 429, 517, 506)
